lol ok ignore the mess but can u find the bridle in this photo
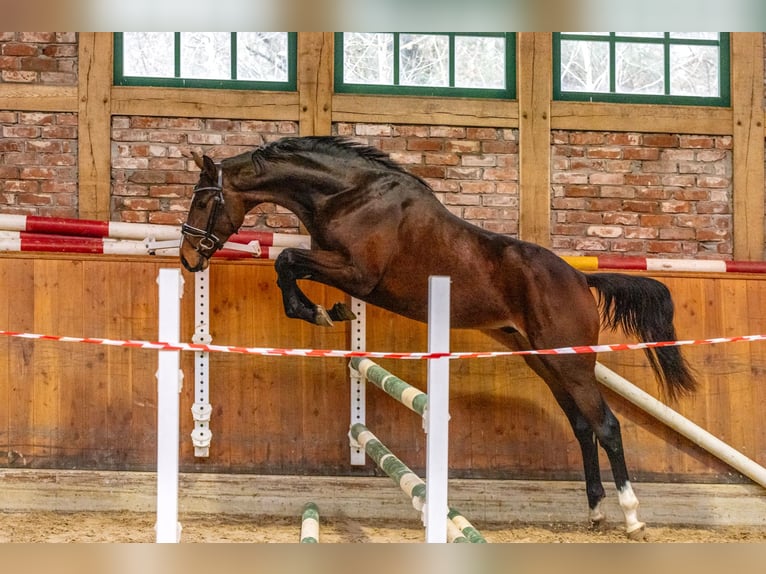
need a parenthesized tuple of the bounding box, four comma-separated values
(181, 164, 226, 257)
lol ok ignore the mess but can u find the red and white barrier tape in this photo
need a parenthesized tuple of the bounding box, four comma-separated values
(1, 329, 764, 359)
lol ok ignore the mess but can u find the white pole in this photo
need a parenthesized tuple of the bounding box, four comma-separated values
(595, 361, 766, 489)
(155, 268, 184, 543)
(425, 276, 450, 543)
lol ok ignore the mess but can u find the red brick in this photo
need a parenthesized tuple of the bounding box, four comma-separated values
(642, 134, 679, 147)
(481, 140, 517, 154)
(603, 212, 639, 225)
(2, 43, 38, 56)
(624, 174, 662, 186)
(587, 147, 622, 159)
(647, 241, 682, 253)
(466, 127, 498, 140)
(570, 132, 605, 145)
(696, 176, 729, 188)
(407, 139, 443, 151)
(18, 33, 55, 43)
(679, 136, 714, 148)
(2, 70, 37, 82)
(605, 133, 641, 146)
(622, 200, 659, 213)
(20, 57, 57, 72)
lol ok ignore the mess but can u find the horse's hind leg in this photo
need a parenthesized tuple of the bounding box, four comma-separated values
(518, 352, 607, 526)
(548, 386, 608, 526)
(550, 357, 646, 539)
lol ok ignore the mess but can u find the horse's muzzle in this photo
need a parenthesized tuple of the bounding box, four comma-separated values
(180, 246, 210, 273)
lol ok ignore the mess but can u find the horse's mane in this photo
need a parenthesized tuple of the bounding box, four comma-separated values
(251, 136, 421, 180)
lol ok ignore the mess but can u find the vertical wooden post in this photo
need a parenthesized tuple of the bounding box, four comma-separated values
(517, 33, 553, 247)
(731, 33, 765, 260)
(298, 32, 334, 136)
(424, 276, 450, 543)
(156, 268, 183, 543)
(77, 33, 113, 220)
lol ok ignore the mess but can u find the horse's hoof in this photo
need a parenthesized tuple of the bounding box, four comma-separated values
(626, 522, 647, 541)
(588, 517, 606, 531)
(314, 306, 334, 327)
(328, 302, 357, 322)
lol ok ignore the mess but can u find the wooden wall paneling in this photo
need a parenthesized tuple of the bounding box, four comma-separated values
(0, 84, 77, 113)
(79, 260, 111, 467)
(77, 33, 113, 220)
(110, 87, 301, 121)
(731, 33, 766, 260)
(298, 32, 333, 136)
(0, 258, 35, 468)
(517, 32, 552, 247)
(332, 93, 518, 128)
(550, 101, 733, 135)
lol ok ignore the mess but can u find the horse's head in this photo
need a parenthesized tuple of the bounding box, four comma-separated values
(180, 152, 243, 272)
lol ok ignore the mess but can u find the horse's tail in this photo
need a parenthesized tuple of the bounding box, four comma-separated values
(586, 272, 696, 400)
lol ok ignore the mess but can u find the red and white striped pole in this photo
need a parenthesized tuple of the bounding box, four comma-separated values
(0, 214, 310, 259)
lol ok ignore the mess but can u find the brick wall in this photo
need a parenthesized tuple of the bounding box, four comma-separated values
(551, 131, 733, 259)
(0, 32, 77, 85)
(0, 111, 78, 217)
(335, 122, 520, 235)
(111, 116, 300, 228)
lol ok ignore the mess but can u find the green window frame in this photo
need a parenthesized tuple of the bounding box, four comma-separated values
(114, 32, 297, 91)
(553, 32, 730, 106)
(335, 32, 516, 99)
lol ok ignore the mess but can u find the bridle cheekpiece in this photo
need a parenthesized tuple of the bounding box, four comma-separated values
(181, 164, 225, 256)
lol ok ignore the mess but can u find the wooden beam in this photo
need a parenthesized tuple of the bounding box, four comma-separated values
(731, 33, 765, 260)
(333, 93, 518, 128)
(552, 101, 733, 136)
(77, 33, 113, 220)
(2, 469, 765, 527)
(0, 84, 77, 112)
(110, 86, 300, 121)
(298, 32, 333, 136)
(517, 32, 552, 246)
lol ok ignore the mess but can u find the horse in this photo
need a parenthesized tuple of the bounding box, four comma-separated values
(179, 135, 696, 539)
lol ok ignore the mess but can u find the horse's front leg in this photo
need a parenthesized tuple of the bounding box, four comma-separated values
(273, 248, 367, 326)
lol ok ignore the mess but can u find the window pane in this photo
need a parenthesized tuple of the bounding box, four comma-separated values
(560, 40, 609, 92)
(616, 32, 664, 38)
(342, 33, 393, 85)
(180, 32, 231, 80)
(123, 32, 174, 77)
(670, 44, 719, 97)
(400, 34, 449, 87)
(616, 42, 664, 94)
(670, 32, 719, 40)
(455, 36, 505, 89)
(237, 32, 288, 82)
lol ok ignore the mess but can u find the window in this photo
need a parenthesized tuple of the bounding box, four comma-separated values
(114, 32, 297, 91)
(554, 33, 730, 106)
(335, 32, 516, 99)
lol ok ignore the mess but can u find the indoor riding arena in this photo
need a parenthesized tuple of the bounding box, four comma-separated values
(1, 31, 766, 544)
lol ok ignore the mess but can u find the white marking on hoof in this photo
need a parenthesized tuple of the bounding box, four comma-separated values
(315, 305, 334, 327)
(618, 482, 646, 538)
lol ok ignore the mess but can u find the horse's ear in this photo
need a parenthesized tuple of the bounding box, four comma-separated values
(193, 153, 217, 181)
(191, 151, 205, 169)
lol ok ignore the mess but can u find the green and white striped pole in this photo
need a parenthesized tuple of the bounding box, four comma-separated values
(349, 423, 427, 511)
(300, 502, 320, 543)
(349, 357, 428, 417)
(448, 507, 487, 543)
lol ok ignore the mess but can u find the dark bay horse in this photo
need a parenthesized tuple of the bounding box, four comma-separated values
(180, 136, 696, 539)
